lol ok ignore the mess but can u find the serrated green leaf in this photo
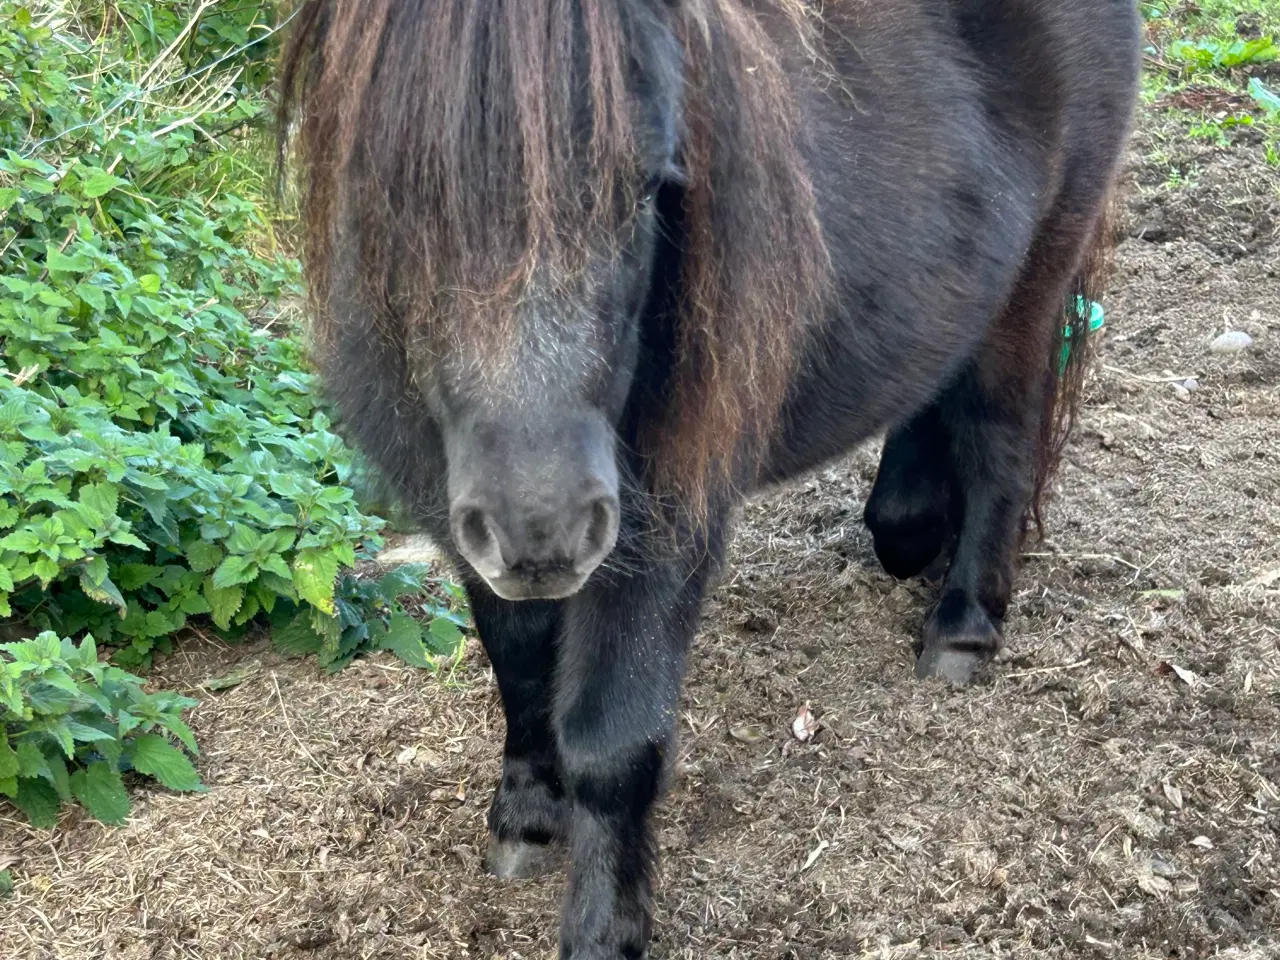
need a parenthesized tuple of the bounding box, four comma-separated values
(0, 736, 17, 780)
(427, 617, 464, 655)
(3, 632, 61, 663)
(224, 524, 262, 555)
(292, 548, 339, 616)
(267, 472, 303, 497)
(83, 555, 109, 587)
(44, 248, 93, 275)
(377, 564, 429, 602)
(380, 613, 431, 667)
(39, 746, 70, 800)
(82, 171, 129, 199)
(116, 563, 161, 591)
(144, 609, 181, 637)
(130, 733, 203, 792)
(232, 592, 260, 626)
(0, 529, 40, 553)
(264, 529, 297, 554)
(116, 711, 142, 738)
(272, 612, 325, 658)
(22, 174, 55, 196)
(72, 635, 98, 669)
(65, 720, 114, 744)
(70, 761, 130, 825)
(78, 482, 119, 521)
(178, 592, 211, 615)
(13, 776, 61, 828)
(204, 579, 243, 629)
(41, 670, 82, 698)
(15, 740, 45, 778)
(79, 568, 127, 616)
(107, 530, 148, 550)
(252, 583, 277, 615)
(76, 282, 107, 312)
(159, 715, 198, 755)
(212, 554, 257, 588)
(32, 556, 60, 587)
(186, 540, 223, 573)
(37, 288, 74, 308)
(94, 735, 124, 767)
(258, 554, 292, 582)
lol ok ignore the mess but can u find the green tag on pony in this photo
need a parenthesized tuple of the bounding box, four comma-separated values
(1060, 297, 1105, 376)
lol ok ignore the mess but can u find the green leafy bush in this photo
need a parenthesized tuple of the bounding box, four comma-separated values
(1, 630, 202, 827)
(273, 563, 469, 674)
(0, 2, 463, 670)
(1167, 36, 1279, 70)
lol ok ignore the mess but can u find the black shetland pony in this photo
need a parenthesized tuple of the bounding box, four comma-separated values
(280, 1, 1140, 955)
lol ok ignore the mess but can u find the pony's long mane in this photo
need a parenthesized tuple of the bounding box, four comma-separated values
(278, 0, 830, 517)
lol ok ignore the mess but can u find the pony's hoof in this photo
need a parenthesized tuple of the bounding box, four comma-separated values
(916, 592, 1001, 685)
(485, 837, 562, 879)
(914, 645, 986, 685)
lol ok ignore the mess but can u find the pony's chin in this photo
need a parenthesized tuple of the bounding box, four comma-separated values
(480, 570, 594, 602)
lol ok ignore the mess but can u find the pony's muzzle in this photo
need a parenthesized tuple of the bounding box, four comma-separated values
(450, 484, 620, 601)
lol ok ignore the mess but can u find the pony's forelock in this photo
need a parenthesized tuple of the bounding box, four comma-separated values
(279, 0, 831, 519)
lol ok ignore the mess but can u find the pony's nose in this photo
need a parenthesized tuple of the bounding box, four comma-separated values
(450, 490, 620, 600)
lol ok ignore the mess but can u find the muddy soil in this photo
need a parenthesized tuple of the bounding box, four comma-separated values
(2, 110, 1278, 960)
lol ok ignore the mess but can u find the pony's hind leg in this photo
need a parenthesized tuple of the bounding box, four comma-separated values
(466, 586, 570, 879)
(915, 207, 1102, 685)
(914, 360, 1042, 685)
(864, 404, 959, 581)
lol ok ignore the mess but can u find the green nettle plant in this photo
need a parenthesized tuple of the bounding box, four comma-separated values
(0, 0, 463, 672)
(0, 0, 468, 834)
(1, 631, 202, 826)
(272, 563, 469, 674)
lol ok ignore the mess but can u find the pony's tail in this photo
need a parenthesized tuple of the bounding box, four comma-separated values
(1030, 202, 1116, 536)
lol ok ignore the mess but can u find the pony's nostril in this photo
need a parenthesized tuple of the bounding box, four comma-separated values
(579, 496, 621, 564)
(456, 506, 494, 557)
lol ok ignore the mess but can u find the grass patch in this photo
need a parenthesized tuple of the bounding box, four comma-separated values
(1140, 1, 1280, 174)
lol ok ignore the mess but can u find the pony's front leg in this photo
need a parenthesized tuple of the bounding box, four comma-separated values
(552, 537, 721, 960)
(466, 585, 571, 879)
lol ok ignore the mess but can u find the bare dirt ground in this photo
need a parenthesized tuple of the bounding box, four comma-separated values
(3, 107, 1279, 960)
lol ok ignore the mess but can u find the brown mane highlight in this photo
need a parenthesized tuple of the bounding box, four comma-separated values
(658, 0, 829, 519)
(278, 0, 833, 518)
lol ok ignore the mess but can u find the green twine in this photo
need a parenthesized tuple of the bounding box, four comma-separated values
(1060, 297, 1105, 376)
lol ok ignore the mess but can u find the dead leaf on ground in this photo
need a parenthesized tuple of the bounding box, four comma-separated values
(1156, 661, 1198, 687)
(730, 724, 766, 744)
(200, 660, 262, 692)
(1247, 568, 1280, 588)
(1136, 870, 1173, 898)
(801, 839, 830, 872)
(791, 703, 820, 742)
(428, 783, 467, 804)
(396, 745, 418, 765)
